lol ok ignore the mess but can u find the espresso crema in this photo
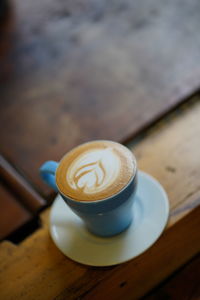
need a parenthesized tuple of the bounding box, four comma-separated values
(56, 140, 136, 201)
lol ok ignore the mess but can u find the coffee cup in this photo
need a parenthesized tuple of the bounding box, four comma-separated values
(40, 140, 138, 237)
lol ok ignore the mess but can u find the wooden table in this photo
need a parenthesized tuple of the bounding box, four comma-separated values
(1, 96, 200, 299)
(0, 1, 200, 299)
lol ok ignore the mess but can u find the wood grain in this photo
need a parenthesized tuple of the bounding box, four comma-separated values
(0, 182, 31, 240)
(0, 241, 16, 258)
(143, 254, 200, 300)
(0, 96, 200, 299)
(131, 96, 200, 226)
(85, 206, 200, 300)
(1, 0, 200, 195)
(0, 155, 46, 213)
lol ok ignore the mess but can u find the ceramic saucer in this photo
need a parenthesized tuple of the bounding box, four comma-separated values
(50, 171, 169, 266)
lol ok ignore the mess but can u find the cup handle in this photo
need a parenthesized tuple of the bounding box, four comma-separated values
(40, 161, 59, 192)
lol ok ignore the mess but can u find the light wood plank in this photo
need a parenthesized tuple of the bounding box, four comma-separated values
(0, 241, 16, 261)
(131, 97, 200, 226)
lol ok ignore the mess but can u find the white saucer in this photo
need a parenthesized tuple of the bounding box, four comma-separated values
(50, 171, 169, 266)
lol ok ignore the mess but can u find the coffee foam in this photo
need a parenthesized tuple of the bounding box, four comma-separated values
(56, 141, 136, 201)
(67, 147, 120, 194)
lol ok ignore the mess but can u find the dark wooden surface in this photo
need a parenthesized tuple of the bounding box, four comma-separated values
(0, 155, 46, 213)
(144, 254, 200, 300)
(0, 154, 45, 241)
(1, 0, 200, 196)
(0, 182, 31, 240)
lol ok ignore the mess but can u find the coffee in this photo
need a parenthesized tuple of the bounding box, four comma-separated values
(56, 140, 136, 202)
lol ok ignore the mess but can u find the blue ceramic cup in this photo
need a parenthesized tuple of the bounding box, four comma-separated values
(40, 142, 138, 237)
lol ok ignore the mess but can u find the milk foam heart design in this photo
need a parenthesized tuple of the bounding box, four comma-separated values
(55, 140, 136, 201)
(67, 148, 120, 194)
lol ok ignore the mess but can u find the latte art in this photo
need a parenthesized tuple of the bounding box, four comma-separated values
(67, 148, 120, 194)
(73, 160, 106, 190)
(56, 140, 136, 201)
